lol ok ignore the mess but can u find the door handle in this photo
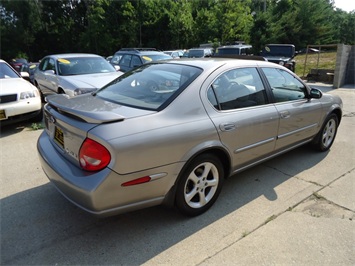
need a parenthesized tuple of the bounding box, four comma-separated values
(219, 123, 236, 131)
(280, 111, 290, 119)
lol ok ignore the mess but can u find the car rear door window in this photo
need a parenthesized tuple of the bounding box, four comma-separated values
(120, 55, 132, 67)
(131, 55, 141, 68)
(208, 68, 267, 110)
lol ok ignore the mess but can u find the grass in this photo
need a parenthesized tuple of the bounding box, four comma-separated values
(294, 51, 337, 79)
(30, 122, 44, 130)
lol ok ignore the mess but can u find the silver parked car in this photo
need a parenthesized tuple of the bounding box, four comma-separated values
(34, 53, 123, 99)
(37, 58, 342, 217)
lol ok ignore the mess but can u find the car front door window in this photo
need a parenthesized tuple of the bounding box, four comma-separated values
(261, 67, 322, 150)
(262, 68, 306, 102)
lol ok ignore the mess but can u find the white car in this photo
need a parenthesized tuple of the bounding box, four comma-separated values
(0, 59, 42, 126)
(34, 53, 123, 99)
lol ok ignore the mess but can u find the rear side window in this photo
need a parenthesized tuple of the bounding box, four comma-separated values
(120, 55, 132, 67)
(262, 68, 306, 102)
(208, 68, 267, 110)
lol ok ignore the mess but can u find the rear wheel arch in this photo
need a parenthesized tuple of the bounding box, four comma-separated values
(163, 147, 231, 210)
(182, 148, 231, 180)
(174, 152, 226, 216)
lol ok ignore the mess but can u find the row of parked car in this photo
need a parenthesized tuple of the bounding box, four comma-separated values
(1, 43, 296, 126)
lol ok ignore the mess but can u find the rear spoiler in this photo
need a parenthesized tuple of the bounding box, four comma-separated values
(46, 94, 125, 124)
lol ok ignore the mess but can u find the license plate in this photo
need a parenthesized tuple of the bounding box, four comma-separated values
(0, 109, 6, 120)
(54, 126, 64, 148)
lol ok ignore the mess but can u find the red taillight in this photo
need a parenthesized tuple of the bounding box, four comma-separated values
(79, 138, 111, 171)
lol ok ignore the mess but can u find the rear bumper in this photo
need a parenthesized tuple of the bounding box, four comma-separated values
(37, 131, 179, 216)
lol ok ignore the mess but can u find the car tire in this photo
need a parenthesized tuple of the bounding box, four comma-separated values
(35, 83, 45, 102)
(312, 113, 339, 152)
(175, 154, 224, 216)
(31, 107, 43, 123)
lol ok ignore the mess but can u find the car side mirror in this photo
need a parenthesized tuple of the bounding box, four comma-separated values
(309, 88, 322, 99)
(20, 71, 31, 82)
(114, 65, 120, 72)
(45, 70, 55, 75)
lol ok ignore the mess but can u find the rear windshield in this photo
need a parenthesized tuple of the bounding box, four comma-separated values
(188, 50, 205, 57)
(215, 47, 253, 55)
(96, 63, 202, 111)
(262, 46, 295, 57)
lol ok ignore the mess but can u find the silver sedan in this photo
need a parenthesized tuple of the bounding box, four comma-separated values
(37, 58, 342, 217)
(34, 53, 123, 99)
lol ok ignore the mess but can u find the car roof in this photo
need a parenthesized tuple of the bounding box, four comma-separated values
(217, 44, 252, 49)
(152, 57, 282, 70)
(189, 48, 211, 50)
(114, 48, 167, 55)
(266, 44, 295, 47)
(43, 53, 103, 59)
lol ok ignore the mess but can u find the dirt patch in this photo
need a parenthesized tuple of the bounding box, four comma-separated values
(293, 195, 354, 220)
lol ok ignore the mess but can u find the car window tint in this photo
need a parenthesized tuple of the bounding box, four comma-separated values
(45, 58, 56, 72)
(262, 67, 306, 102)
(208, 68, 267, 110)
(111, 54, 122, 64)
(96, 63, 202, 111)
(131, 56, 141, 68)
(0, 62, 20, 78)
(38, 58, 48, 71)
(120, 55, 132, 67)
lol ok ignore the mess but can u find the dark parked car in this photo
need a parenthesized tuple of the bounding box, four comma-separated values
(20, 62, 39, 84)
(37, 58, 342, 217)
(110, 48, 172, 72)
(9, 58, 28, 73)
(214, 44, 253, 56)
(261, 44, 297, 72)
(188, 48, 213, 58)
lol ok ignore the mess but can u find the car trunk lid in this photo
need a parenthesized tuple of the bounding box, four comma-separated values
(43, 93, 155, 168)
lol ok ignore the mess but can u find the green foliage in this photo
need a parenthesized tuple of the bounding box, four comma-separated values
(1, 0, 354, 61)
(30, 122, 44, 131)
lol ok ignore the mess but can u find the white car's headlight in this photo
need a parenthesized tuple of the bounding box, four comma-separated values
(20, 90, 39, 99)
(279, 61, 285, 66)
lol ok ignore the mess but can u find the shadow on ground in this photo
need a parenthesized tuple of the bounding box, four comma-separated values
(1, 144, 328, 265)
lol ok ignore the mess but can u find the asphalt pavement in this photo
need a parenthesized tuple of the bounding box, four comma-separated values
(0, 83, 354, 265)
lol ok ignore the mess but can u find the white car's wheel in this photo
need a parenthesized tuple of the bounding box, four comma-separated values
(175, 154, 224, 216)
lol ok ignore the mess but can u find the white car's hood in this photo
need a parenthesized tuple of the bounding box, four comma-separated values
(62, 72, 123, 89)
(0, 78, 37, 94)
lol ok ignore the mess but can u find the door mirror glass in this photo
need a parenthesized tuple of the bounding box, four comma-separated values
(310, 88, 322, 99)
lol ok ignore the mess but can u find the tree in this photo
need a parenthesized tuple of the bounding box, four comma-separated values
(0, 0, 42, 61)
